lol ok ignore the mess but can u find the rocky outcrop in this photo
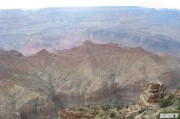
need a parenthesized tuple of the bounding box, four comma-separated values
(58, 83, 180, 119)
(58, 106, 97, 119)
(139, 81, 166, 106)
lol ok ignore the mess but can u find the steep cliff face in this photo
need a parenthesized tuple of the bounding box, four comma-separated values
(19, 97, 56, 119)
(0, 41, 179, 119)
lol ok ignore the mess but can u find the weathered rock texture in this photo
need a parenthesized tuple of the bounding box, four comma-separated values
(58, 83, 180, 119)
(0, 41, 180, 119)
(139, 81, 166, 106)
(59, 106, 98, 119)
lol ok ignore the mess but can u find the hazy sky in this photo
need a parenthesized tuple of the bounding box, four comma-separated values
(0, 0, 180, 9)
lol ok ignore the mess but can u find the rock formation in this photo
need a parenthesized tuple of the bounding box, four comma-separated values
(139, 81, 166, 106)
(58, 106, 98, 119)
(58, 82, 179, 119)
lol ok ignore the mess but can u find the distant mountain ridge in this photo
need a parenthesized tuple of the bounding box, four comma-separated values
(0, 6, 180, 56)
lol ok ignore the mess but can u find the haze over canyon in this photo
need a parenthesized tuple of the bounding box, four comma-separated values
(0, 6, 180, 119)
(0, 7, 180, 56)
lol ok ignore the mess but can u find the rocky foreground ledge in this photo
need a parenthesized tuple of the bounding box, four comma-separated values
(58, 82, 180, 119)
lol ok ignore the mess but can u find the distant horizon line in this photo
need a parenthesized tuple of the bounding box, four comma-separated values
(0, 6, 180, 11)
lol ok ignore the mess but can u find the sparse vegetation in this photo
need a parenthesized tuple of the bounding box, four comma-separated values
(110, 112, 115, 118)
(159, 98, 173, 108)
(116, 105, 123, 111)
(101, 105, 111, 111)
(91, 111, 98, 115)
(126, 105, 129, 108)
(142, 116, 146, 119)
(85, 104, 90, 107)
(177, 105, 180, 111)
(138, 108, 146, 114)
(177, 99, 180, 111)
(79, 108, 84, 111)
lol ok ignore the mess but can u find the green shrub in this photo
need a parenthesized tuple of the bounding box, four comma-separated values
(116, 105, 123, 111)
(79, 108, 84, 111)
(110, 112, 115, 118)
(177, 99, 180, 111)
(101, 105, 111, 111)
(177, 105, 180, 111)
(159, 98, 173, 108)
(126, 105, 129, 108)
(138, 108, 146, 114)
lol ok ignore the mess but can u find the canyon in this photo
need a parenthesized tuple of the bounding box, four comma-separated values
(0, 5, 180, 119)
(0, 41, 179, 119)
(0, 7, 180, 56)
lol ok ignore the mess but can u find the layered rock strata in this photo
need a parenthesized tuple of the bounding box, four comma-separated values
(139, 81, 166, 106)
